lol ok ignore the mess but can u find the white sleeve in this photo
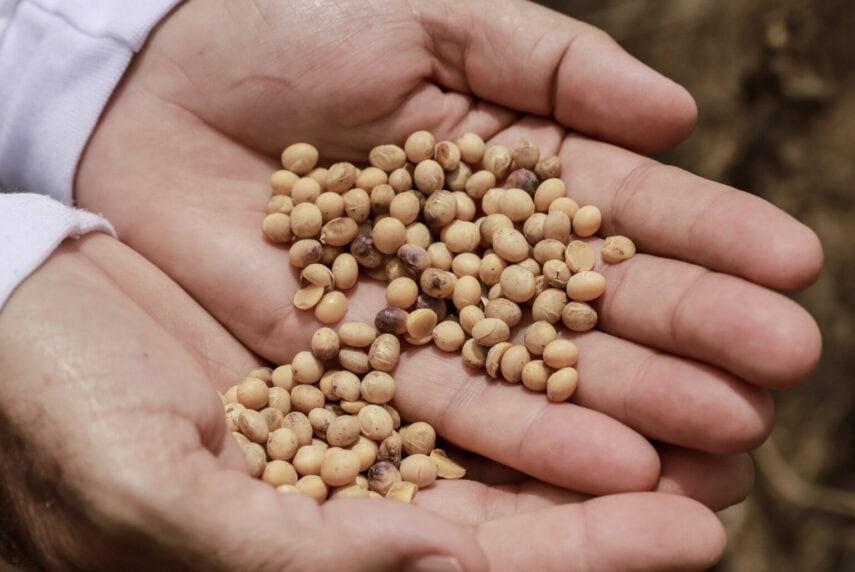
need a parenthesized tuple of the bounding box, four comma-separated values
(0, 0, 180, 308)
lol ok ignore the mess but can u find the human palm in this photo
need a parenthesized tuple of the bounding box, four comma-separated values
(54, 0, 824, 567)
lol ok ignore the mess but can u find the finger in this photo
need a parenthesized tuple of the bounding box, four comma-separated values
(567, 328, 774, 453)
(656, 445, 754, 511)
(560, 134, 824, 291)
(415, 0, 697, 153)
(588, 246, 822, 389)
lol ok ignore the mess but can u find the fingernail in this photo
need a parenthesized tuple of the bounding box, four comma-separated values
(404, 555, 463, 572)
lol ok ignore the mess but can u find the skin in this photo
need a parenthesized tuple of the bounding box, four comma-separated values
(0, 0, 822, 569)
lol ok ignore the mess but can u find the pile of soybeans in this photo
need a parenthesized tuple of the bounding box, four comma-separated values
(221, 131, 636, 504)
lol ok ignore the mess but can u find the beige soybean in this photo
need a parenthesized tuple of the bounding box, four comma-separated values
(478, 253, 507, 286)
(451, 252, 481, 278)
(315, 192, 345, 222)
(372, 216, 407, 255)
(271, 169, 299, 195)
(272, 364, 295, 391)
(314, 290, 348, 324)
(432, 320, 466, 352)
(296, 474, 329, 502)
(434, 140, 461, 171)
(423, 190, 457, 229)
(533, 238, 566, 264)
(471, 317, 510, 347)
(565, 240, 596, 273)
(262, 213, 292, 243)
(479, 213, 514, 246)
(291, 177, 323, 204)
(225, 403, 244, 432)
(406, 308, 438, 339)
(531, 288, 568, 324)
(307, 167, 329, 190)
(358, 405, 394, 441)
(388, 167, 413, 193)
(452, 275, 482, 310)
(370, 184, 396, 215)
(350, 436, 380, 471)
(281, 143, 318, 175)
(534, 156, 561, 180)
(533, 178, 566, 212)
(523, 212, 547, 245)
(404, 130, 435, 163)
(342, 188, 371, 222)
(441, 220, 480, 254)
(492, 228, 529, 263)
(405, 223, 432, 249)
(293, 285, 325, 311)
(401, 422, 436, 456)
(267, 427, 299, 461)
(448, 164, 472, 193)
(242, 442, 267, 478)
(368, 333, 401, 372)
(543, 210, 572, 243)
(268, 386, 292, 415)
(386, 277, 419, 309)
(338, 322, 377, 348)
(414, 160, 445, 193)
(484, 298, 522, 327)
(237, 377, 269, 410)
(499, 265, 537, 303)
(357, 167, 389, 192)
(456, 132, 485, 164)
(479, 187, 504, 215)
(331, 253, 359, 290)
(420, 268, 456, 299)
(339, 347, 371, 374)
(360, 371, 396, 404)
(389, 191, 422, 225)
(511, 138, 539, 170)
(320, 448, 362, 487)
(461, 338, 488, 369)
(548, 196, 580, 220)
(524, 321, 558, 356)
(498, 188, 535, 222)
(301, 263, 335, 289)
(521, 360, 551, 392)
(320, 217, 358, 247)
(261, 407, 285, 432)
(500, 345, 530, 383)
(542, 339, 579, 369)
(288, 239, 323, 268)
(566, 271, 606, 302)
(399, 454, 438, 488)
(325, 162, 358, 194)
(483, 144, 512, 178)
(485, 341, 512, 378)
(326, 415, 361, 447)
(369, 144, 407, 172)
(291, 385, 326, 414)
(458, 305, 485, 335)
(464, 169, 496, 199)
(601, 235, 636, 263)
(238, 409, 269, 444)
(427, 241, 453, 271)
(542, 259, 571, 288)
(267, 194, 294, 215)
(572, 205, 602, 238)
(311, 327, 340, 361)
(283, 411, 314, 446)
(547, 367, 578, 402)
(331, 370, 362, 401)
(293, 445, 325, 476)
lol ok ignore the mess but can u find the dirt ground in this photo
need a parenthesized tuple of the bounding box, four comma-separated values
(541, 0, 855, 570)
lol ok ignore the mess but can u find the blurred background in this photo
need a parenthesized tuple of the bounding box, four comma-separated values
(539, 0, 855, 570)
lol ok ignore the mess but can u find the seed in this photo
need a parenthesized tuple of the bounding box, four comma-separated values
(326, 415, 361, 447)
(399, 454, 438, 488)
(239, 407, 271, 444)
(533, 238, 566, 264)
(242, 442, 267, 478)
(389, 191, 422, 225)
(291, 177, 323, 204)
(358, 404, 394, 441)
(262, 213, 292, 243)
(342, 187, 371, 222)
(339, 346, 371, 374)
(565, 271, 607, 302)
(369, 144, 407, 172)
(361, 371, 396, 404)
(293, 285, 325, 310)
(314, 290, 348, 324)
(565, 240, 596, 273)
(461, 338, 488, 369)
(458, 305, 485, 335)
(307, 167, 329, 190)
(338, 321, 378, 347)
(388, 167, 413, 193)
(505, 168, 540, 195)
(543, 210, 572, 243)
(281, 143, 319, 175)
(548, 196, 580, 220)
(267, 194, 294, 215)
(405, 222, 432, 249)
(372, 217, 407, 255)
(386, 481, 418, 503)
(375, 307, 409, 335)
(534, 155, 562, 180)
(483, 297, 522, 327)
(288, 239, 323, 268)
(320, 448, 362, 487)
(464, 169, 496, 199)
(561, 301, 598, 332)
(350, 235, 384, 269)
(415, 294, 448, 322)
(432, 320, 466, 352)
(542, 339, 579, 369)
(358, 167, 389, 192)
(483, 144, 512, 178)
(293, 445, 325, 476)
(319, 217, 358, 247)
(451, 275, 482, 310)
(350, 435, 380, 471)
(524, 321, 558, 356)
(547, 367, 578, 402)
(291, 351, 323, 384)
(267, 427, 299, 461)
(271, 169, 299, 195)
(292, 385, 326, 414)
(492, 228, 529, 263)
(396, 243, 430, 275)
(423, 190, 457, 228)
(401, 422, 436, 456)
(499, 265, 537, 303)
(521, 360, 551, 392)
(368, 333, 401, 372)
(367, 461, 402, 495)
(370, 184, 396, 215)
(573, 205, 602, 238)
(430, 449, 466, 479)
(485, 342, 512, 378)
(324, 162, 357, 194)
(272, 364, 295, 390)
(377, 432, 402, 467)
(447, 164, 472, 193)
(261, 407, 284, 431)
(300, 264, 334, 290)
(511, 138, 540, 170)
(340, 399, 368, 415)
(531, 288, 568, 324)
(331, 370, 361, 401)
(331, 253, 359, 290)
(601, 235, 636, 263)
(283, 411, 314, 446)
(456, 132, 485, 164)
(296, 474, 329, 502)
(237, 377, 269, 410)
(434, 140, 461, 171)
(471, 317, 511, 347)
(404, 130, 435, 163)
(478, 253, 507, 286)
(414, 160, 445, 193)
(386, 277, 419, 309)
(487, 283, 503, 300)
(480, 187, 503, 215)
(268, 386, 292, 415)
(441, 220, 480, 254)
(224, 403, 244, 432)
(522, 212, 547, 245)
(451, 252, 481, 278)
(498, 188, 535, 222)
(542, 259, 571, 288)
(309, 328, 340, 361)
(406, 308, 438, 339)
(500, 344, 530, 383)
(315, 192, 345, 222)
(420, 268, 456, 299)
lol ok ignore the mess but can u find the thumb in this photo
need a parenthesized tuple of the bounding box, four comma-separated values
(154, 468, 487, 572)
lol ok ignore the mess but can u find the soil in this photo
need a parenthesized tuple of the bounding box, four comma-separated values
(541, 1, 855, 570)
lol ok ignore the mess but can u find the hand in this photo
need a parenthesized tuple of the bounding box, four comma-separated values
(0, 234, 725, 571)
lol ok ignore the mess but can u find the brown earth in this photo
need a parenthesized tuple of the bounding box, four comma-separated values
(541, 0, 855, 570)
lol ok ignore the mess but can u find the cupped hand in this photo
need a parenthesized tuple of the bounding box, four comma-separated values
(75, 0, 821, 502)
(0, 234, 725, 571)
